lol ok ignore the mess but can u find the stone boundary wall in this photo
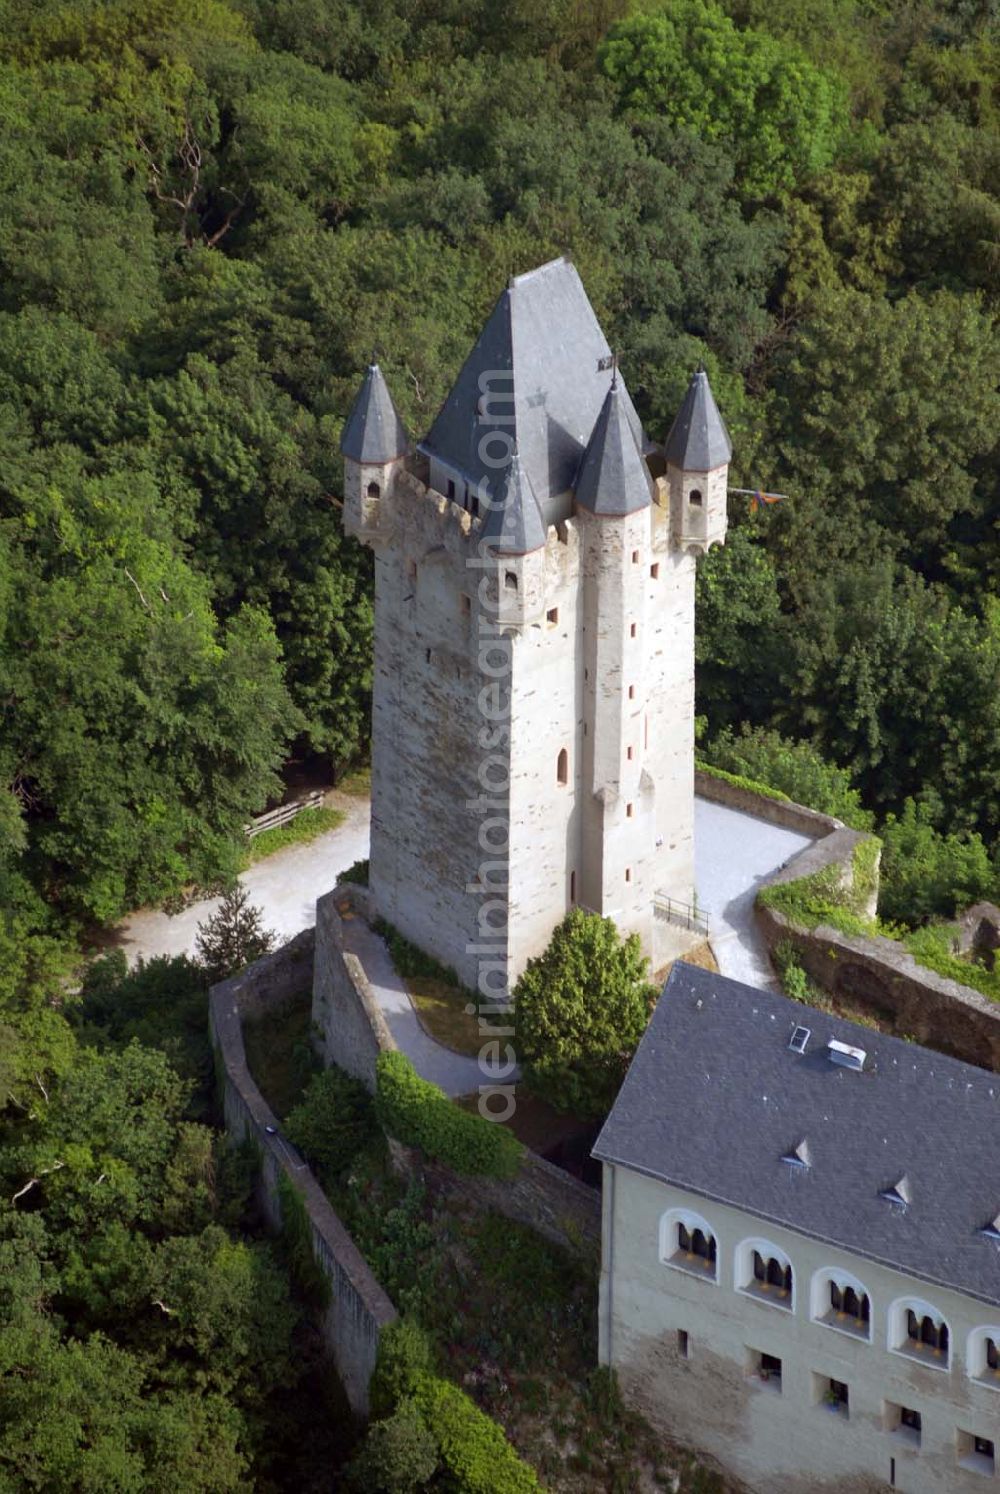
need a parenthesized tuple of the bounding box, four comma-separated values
(313, 885, 396, 1089)
(719, 775, 1000, 1071)
(694, 766, 842, 839)
(313, 886, 602, 1260)
(209, 942, 397, 1416)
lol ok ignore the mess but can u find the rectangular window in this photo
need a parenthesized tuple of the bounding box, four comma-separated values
(958, 1430, 996, 1477)
(814, 1374, 849, 1419)
(748, 1348, 782, 1393)
(630, 622, 637, 638)
(885, 1403, 921, 1448)
(570, 871, 576, 903)
(627, 746, 634, 761)
(447, 478, 456, 501)
(650, 563, 659, 579)
(631, 549, 639, 563)
(626, 803, 634, 818)
(628, 685, 635, 700)
(625, 868, 632, 884)
(547, 607, 559, 625)
(677, 1330, 690, 1360)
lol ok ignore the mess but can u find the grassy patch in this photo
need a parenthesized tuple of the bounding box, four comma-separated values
(375, 918, 481, 1056)
(758, 838, 886, 939)
(242, 990, 319, 1119)
(337, 764, 371, 798)
(244, 806, 344, 865)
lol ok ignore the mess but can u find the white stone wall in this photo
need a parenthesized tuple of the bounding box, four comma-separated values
(600, 1163, 1000, 1494)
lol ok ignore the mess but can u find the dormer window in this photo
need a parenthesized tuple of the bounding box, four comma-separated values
(659, 1208, 718, 1284)
(889, 1298, 950, 1369)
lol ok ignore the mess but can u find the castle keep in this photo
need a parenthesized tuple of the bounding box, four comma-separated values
(340, 257, 730, 991)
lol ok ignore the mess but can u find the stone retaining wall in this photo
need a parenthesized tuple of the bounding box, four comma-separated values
(313, 886, 396, 1089)
(390, 1139, 602, 1262)
(694, 767, 842, 839)
(209, 943, 397, 1416)
(723, 775, 1000, 1072)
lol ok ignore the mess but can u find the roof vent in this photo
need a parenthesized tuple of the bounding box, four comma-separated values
(879, 1175, 912, 1208)
(827, 1038, 867, 1072)
(782, 1139, 811, 1169)
(788, 1025, 811, 1054)
(979, 1212, 1000, 1242)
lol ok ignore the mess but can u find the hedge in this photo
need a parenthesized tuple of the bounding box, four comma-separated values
(375, 1051, 523, 1179)
(410, 1373, 542, 1494)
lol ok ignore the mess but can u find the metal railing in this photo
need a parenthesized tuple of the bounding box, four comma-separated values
(653, 893, 709, 936)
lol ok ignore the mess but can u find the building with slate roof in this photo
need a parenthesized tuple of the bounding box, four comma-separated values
(338, 257, 730, 992)
(593, 961, 1000, 1493)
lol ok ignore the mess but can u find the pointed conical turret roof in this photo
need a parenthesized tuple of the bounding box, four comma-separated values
(340, 362, 409, 464)
(479, 447, 546, 556)
(664, 368, 732, 472)
(574, 378, 654, 517)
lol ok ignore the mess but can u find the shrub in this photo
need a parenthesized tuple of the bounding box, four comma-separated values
(903, 924, 1000, 1003)
(410, 1373, 542, 1494)
(878, 798, 996, 926)
(703, 725, 873, 830)
(375, 1052, 523, 1179)
(514, 908, 655, 1120)
(284, 1067, 377, 1184)
(759, 838, 884, 938)
(344, 1397, 438, 1493)
(340, 858, 370, 887)
(374, 918, 463, 988)
(370, 1318, 436, 1420)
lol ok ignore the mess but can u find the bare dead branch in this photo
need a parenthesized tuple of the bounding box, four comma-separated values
(11, 1161, 64, 1203)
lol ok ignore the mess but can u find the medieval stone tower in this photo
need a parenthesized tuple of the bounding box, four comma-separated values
(340, 257, 730, 993)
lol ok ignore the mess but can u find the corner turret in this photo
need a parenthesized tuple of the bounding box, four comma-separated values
(663, 368, 730, 554)
(478, 447, 547, 629)
(575, 378, 654, 518)
(340, 362, 408, 538)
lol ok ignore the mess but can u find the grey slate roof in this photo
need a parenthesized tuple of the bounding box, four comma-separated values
(575, 380, 655, 517)
(479, 448, 547, 555)
(663, 368, 732, 472)
(420, 258, 648, 506)
(593, 962, 1000, 1309)
(341, 363, 408, 464)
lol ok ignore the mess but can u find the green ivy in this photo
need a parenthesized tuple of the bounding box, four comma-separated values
(375, 1052, 523, 1179)
(276, 1174, 330, 1311)
(410, 1373, 542, 1494)
(695, 760, 792, 803)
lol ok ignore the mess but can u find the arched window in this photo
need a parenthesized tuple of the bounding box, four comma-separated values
(557, 748, 568, 786)
(736, 1238, 794, 1310)
(812, 1268, 871, 1340)
(367, 480, 380, 499)
(889, 1298, 951, 1369)
(968, 1329, 1000, 1384)
(689, 489, 704, 507)
(504, 570, 518, 592)
(659, 1208, 718, 1283)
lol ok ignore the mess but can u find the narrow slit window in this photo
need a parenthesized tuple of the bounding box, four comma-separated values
(625, 867, 632, 884)
(626, 803, 634, 818)
(557, 748, 569, 786)
(630, 622, 637, 638)
(547, 607, 559, 625)
(650, 563, 659, 579)
(631, 549, 639, 563)
(628, 685, 636, 700)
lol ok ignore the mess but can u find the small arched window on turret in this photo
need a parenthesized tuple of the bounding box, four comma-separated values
(689, 489, 703, 507)
(367, 481, 380, 499)
(504, 571, 518, 592)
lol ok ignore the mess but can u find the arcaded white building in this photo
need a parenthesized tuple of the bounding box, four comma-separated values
(594, 963, 1000, 1494)
(339, 257, 730, 991)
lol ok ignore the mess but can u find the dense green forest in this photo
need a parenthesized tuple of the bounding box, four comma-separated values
(0, 0, 998, 1484)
